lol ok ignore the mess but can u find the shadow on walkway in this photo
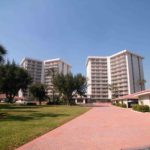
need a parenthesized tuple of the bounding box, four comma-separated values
(122, 145, 150, 150)
(78, 102, 111, 107)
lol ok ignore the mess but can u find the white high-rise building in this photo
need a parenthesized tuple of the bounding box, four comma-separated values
(42, 58, 71, 96)
(20, 58, 71, 97)
(20, 58, 43, 84)
(86, 50, 145, 101)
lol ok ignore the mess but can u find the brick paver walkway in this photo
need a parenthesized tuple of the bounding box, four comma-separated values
(17, 104, 150, 150)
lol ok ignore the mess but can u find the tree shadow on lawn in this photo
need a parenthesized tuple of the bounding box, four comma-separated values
(0, 112, 69, 122)
(0, 113, 7, 119)
(0, 104, 43, 110)
(2, 110, 39, 113)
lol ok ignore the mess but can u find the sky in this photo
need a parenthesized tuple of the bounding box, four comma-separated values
(0, 0, 150, 87)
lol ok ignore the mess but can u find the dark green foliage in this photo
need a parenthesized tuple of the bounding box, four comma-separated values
(52, 73, 87, 105)
(132, 104, 138, 110)
(132, 104, 150, 112)
(122, 104, 127, 108)
(114, 103, 127, 108)
(0, 45, 7, 63)
(53, 73, 74, 105)
(74, 73, 87, 96)
(29, 83, 47, 105)
(0, 61, 32, 103)
(26, 102, 37, 106)
(47, 98, 65, 105)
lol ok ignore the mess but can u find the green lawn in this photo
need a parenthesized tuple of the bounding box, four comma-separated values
(0, 104, 90, 150)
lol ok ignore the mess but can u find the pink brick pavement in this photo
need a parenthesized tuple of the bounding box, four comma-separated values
(17, 104, 150, 150)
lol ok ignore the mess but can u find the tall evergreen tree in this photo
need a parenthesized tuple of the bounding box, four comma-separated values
(0, 61, 32, 102)
(0, 45, 7, 63)
(53, 73, 87, 105)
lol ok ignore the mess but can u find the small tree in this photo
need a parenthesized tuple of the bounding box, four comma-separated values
(0, 61, 32, 103)
(29, 83, 47, 105)
(74, 73, 87, 96)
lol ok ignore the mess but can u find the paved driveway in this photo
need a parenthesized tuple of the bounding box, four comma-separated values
(17, 104, 150, 150)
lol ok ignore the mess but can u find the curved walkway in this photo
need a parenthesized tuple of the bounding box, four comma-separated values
(17, 104, 150, 150)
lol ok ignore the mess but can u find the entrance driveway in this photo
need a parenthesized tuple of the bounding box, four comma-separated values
(17, 103, 150, 150)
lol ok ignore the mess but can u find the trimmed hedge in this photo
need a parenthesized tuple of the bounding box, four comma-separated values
(132, 104, 150, 112)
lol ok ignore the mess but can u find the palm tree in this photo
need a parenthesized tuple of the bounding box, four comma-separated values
(0, 45, 7, 63)
(46, 67, 58, 101)
(0, 61, 32, 103)
(138, 79, 146, 90)
(108, 84, 119, 99)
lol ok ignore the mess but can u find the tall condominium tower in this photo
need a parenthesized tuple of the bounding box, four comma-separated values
(86, 57, 108, 100)
(86, 50, 145, 101)
(20, 58, 43, 84)
(20, 58, 71, 97)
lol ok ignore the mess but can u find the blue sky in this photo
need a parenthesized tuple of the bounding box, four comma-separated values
(0, 0, 150, 87)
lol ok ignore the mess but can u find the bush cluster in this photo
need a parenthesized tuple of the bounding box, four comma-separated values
(47, 97, 68, 105)
(113, 103, 127, 108)
(26, 102, 37, 106)
(132, 104, 150, 112)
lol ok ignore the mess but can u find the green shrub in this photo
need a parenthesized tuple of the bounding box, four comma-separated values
(26, 102, 37, 106)
(114, 103, 127, 108)
(122, 104, 127, 108)
(115, 103, 119, 106)
(47, 97, 66, 105)
(132, 104, 139, 110)
(132, 104, 150, 112)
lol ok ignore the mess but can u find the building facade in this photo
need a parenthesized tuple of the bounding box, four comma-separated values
(42, 58, 71, 96)
(86, 57, 108, 100)
(20, 58, 71, 97)
(20, 58, 43, 84)
(86, 50, 145, 101)
(20, 58, 43, 97)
